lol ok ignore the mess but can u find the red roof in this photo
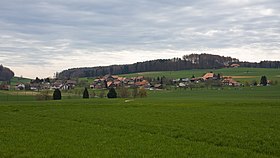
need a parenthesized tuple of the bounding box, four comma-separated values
(202, 73, 214, 80)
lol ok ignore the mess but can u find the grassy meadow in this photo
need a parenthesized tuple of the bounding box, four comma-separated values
(0, 68, 280, 157)
(121, 67, 280, 82)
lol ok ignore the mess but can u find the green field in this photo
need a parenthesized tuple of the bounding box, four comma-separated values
(121, 68, 280, 81)
(10, 77, 32, 86)
(0, 68, 280, 157)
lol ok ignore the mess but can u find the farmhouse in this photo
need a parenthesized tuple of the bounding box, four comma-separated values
(15, 83, 25, 90)
(63, 80, 77, 90)
(222, 77, 241, 86)
(154, 84, 163, 89)
(202, 73, 214, 80)
(231, 64, 240, 68)
(0, 84, 10, 90)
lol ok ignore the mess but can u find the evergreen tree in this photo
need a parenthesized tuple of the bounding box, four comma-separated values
(217, 73, 221, 80)
(107, 88, 117, 98)
(83, 87, 89, 98)
(260, 76, 268, 86)
(53, 89, 61, 100)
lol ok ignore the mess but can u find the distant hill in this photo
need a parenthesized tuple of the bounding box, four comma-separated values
(58, 54, 280, 79)
(0, 65, 14, 81)
(10, 77, 32, 86)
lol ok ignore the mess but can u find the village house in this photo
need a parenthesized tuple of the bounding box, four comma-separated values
(51, 81, 63, 89)
(15, 83, 25, 90)
(230, 64, 240, 68)
(62, 80, 77, 90)
(0, 84, 10, 90)
(222, 77, 241, 86)
(202, 73, 214, 80)
(153, 84, 163, 89)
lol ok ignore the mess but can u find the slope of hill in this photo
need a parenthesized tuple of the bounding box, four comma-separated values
(10, 77, 32, 86)
(120, 68, 280, 82)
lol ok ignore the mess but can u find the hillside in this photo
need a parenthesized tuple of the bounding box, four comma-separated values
(120, 68, 280, 82)
(58, 54, 280, 79)
(10, 77, 32, 86)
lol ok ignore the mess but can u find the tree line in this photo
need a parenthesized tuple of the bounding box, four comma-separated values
(58, 54, 238, 79)
(58, 54, 280, 79)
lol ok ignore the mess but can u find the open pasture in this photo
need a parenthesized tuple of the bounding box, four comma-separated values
(121, 68, 280, 82)
(0, 85, 280, 157)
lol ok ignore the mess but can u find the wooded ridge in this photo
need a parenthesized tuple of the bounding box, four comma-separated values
(58, 54, 280, 79)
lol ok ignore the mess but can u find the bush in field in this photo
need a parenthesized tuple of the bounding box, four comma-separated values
(36, 90, 52, 101)
(90, 91, 96, 98)
(107, 88, 117, 98)
(139, 88, 147, 98)
(251, 80, 258, 86)
(83, 88, 89, 99)
(132, 87, 139, 98)
(118, 87, 130, 98)
(53, 89, 62, 100)
(99, 90, 105, 98)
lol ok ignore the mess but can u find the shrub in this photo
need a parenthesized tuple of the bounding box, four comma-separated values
(83, 87, 89, 99)
(139, 88, 147, 98)
(53, 89, 62, 100)
(251, 80, 257, 86)
(107, 88, 117, 98)
(36, 90, 52, 101)
(118, 87, 130, 98)
(99, 90, 105, 98)
(90, 91, 96, 98)
(132, 87, 139, 98)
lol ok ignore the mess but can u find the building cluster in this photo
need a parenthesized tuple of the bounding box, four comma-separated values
(9, 80, 78, 91)
(90, 75, 151, 89)
(173, 72, 241, 87)
(0, 71, 243, 91)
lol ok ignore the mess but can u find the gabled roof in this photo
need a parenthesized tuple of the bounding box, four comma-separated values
(231, 64, 240, 67)
(107, 81, 113, 87)
(202, 73, 214, 80)
(135, 80, 149, 86)
(112, 75, 119, 79)
(154, 84, 162, 88)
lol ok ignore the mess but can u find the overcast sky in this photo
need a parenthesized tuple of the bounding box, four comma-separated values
(0, 0, 279, 78)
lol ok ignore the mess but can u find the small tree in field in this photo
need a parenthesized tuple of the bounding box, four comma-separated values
(83, 87, 89, 98)
(53, 89, 61, 100)
(107, 88, 117, 98)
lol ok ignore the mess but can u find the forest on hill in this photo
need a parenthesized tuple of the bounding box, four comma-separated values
(0, 65, 14, 81)
(58, 54, 280, 79)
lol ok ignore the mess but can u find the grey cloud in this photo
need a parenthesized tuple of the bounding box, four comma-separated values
(0, 0, 279, 77)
